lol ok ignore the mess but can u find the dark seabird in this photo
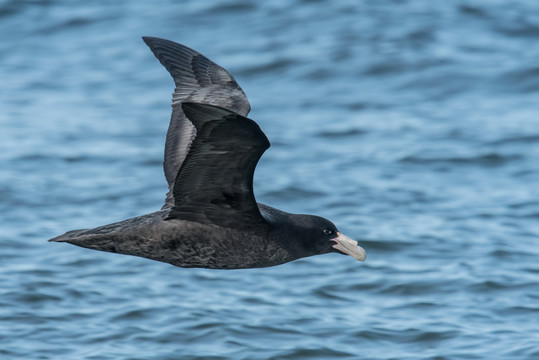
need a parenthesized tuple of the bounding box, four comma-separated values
(49, 37, 366, 269)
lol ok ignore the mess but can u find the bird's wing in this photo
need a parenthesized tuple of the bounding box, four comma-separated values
(166, 103, 269, 229)
(142, 37, 251, 208)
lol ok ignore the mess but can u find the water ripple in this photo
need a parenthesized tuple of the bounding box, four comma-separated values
(2, 0, 539, 359)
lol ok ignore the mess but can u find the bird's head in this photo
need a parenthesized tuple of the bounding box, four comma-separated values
(289, 214, 366, 262)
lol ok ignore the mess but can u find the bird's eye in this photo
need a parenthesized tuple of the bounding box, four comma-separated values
(323, 229, 334, 235)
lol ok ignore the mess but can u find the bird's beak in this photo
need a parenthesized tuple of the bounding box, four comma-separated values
(332, 232, 366, 262)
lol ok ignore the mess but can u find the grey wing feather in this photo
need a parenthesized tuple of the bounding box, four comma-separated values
(167, 103, 269, 229)
(142, 37, 251, 208)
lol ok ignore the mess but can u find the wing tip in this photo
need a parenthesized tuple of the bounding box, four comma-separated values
(142, 36, 164, 50)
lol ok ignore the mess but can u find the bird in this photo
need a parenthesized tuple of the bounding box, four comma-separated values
(49, 37, 366, 269)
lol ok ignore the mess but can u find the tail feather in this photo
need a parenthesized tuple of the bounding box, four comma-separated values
(49, 229, 87, 242)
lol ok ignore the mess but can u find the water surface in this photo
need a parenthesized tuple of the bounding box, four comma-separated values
(1, 1, 539, 359)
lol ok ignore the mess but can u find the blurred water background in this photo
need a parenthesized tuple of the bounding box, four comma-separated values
(2, 0, 539, 359)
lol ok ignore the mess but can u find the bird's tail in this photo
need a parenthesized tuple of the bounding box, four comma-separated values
(49, 229, 88, 242)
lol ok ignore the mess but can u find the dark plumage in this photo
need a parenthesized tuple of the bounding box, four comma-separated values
(49, 37, 366, 269)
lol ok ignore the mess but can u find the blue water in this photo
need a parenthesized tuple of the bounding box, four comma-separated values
(2, 0, 539, 359)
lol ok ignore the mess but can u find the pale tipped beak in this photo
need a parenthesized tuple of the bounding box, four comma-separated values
(332, 232, 366, 262)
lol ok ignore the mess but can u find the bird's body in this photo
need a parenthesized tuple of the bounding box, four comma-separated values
(50, 37, 366, 269)
(51, 205, 311, 269)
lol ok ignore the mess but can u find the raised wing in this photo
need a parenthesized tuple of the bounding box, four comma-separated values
(167, 103, 269, 229)
(142, 37, 251, 208)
